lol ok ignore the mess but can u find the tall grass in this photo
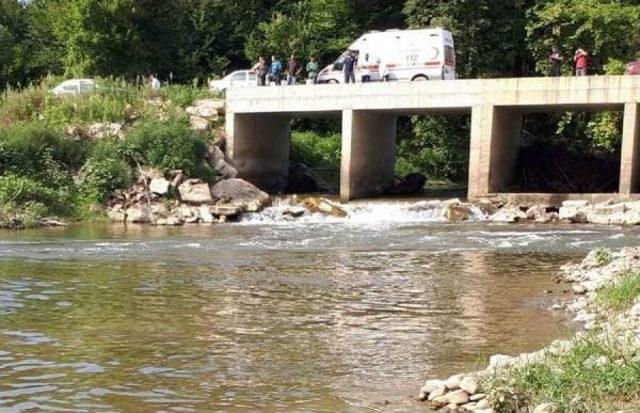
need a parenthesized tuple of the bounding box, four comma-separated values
(485, 335, 640, 412)
(596, 270, 640, 312)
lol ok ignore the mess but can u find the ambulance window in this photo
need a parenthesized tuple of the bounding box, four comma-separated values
(445, 46, 455, 66)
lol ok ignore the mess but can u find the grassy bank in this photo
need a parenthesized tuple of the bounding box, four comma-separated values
(0, 77, 220, 229)
(481, 252, 640, 413)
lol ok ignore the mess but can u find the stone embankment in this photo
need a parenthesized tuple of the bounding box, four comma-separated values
(417, 248, 640, 413)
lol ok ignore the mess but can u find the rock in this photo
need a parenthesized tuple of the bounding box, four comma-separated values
(474, 399, 491, 410)
(427, 385, 447, 401)
(533, 403, 556, 413)
(432, 389, 470, 406)
(156, 216, 182, 226)
(283, 206, 306, 218)
(446, 204, 473, 222)
(188, 99, 224, 118)
(125, 205, 152, 223)
(211, 179, 270, 210)
(469, 393, 486, 402)
(170, 171, 185, 188)
(205, 144, 226, 166)
(559, 204, 589, 223)
(422, 380, 446, 395)
(189, 115, 210, 131)
(210, 205, 242, 217)
(40, 219, 68, 227)
(488, 354, 513, 369)
(460, 402, 477, 411)
(198, 206, 216, 224)
(387, 173, 426, 195)
(107, 206, 126, 222)
(86, 122, 124, 140)
(572, 284, 588, 295)
(459, 376, 479, 395)
(445, 374, 463, 390)
(491, 205, 527, 223)
(301, 197, 348, 218)
(215, 159, 238, 179)
(178, 179, 213, 204)
(475, 201, 499, 216)
(149, 177, 170, 195)
(526, 205, 554, 223)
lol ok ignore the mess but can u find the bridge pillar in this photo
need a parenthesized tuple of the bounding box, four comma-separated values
(468, 105, 523, 199)
(620, 103, 640, 195)
(225, 112, 291, 192)
(340, 110, 397, 202)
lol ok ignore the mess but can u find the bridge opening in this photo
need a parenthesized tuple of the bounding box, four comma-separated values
(394, 114, 471, 198)
(488, 107, 625, 195)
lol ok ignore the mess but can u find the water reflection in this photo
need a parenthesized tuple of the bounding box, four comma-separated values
(0, 228, 582, 413)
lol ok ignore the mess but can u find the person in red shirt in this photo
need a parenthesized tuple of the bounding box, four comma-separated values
(574, 49, 589, 76)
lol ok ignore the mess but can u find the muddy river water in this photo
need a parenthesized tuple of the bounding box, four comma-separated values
(0, 201, 638, 412)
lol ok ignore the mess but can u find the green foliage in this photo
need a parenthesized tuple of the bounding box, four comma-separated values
(0, 174, 69, 213)
(485, 336, 640, 412)
(0, 201, 47, 230)
(246, 0, 358, 66)
(121, 118, 215, 181)
(396, 116, 470, 182)
(162, 84, 219, 108)
(595, 247, 613, 266)
(290, 131, 341, 169)
(526, 0, 640, 76)
(596, 271, 640, 312)
(0, 123, 87, 187)
(77, 158, 132, 203)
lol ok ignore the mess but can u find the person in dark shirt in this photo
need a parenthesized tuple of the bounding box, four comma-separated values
(343, 51, 356, 84)
(549, 46, 563, 77)
(252, 56, 269, 86)
(287, 55, 302, 85)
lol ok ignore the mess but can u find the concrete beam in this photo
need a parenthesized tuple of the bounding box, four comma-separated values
(225, 112, 291, 193)
(620, 103, 640, 195)
(341, 110, 397, 202)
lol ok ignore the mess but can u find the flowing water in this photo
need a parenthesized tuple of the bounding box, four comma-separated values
(0, 200, 638, 412)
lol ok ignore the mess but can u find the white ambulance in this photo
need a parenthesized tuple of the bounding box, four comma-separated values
(317, 28, 456, 83)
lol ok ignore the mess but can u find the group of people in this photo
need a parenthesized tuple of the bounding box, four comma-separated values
(252, 51, 391, 86)
(548, 46, 590, 77)
(342, 50, 390, 84)
(252, 55, 321, 86)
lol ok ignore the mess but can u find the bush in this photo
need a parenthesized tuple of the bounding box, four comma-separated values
(290, 131, 341, 168)
(121, 118, 215, 180)
(0, 202, 47, 230)
(77, 158, 133, 203)
(161, 84, 219, 108)
(0, 174, 69, 213)
(0, 123, 87, 187)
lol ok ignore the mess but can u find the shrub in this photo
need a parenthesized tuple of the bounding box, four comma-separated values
(0, 124, 87, 187)
(121, 118, 215, 180)
(595, 270, 640, 312)
(0, 202, 47, 230)
(290, 131, 341, 168)
(0, 174, 69, 213)
(161, 84, 219, 108)
(595, 247, 613, 266)
(77, 158, 133, 203)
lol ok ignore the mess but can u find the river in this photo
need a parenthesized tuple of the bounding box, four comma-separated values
(0, 201, 638, 412)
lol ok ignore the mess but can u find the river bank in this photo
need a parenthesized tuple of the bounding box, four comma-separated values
(418, 247, 640, 413)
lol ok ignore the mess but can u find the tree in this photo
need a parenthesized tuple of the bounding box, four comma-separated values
(526, 0, 640, 75)
(245, 0, 358, 67)
(403, 0, 535, 78)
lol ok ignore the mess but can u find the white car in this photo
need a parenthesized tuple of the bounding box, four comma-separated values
(210, 70, 257, 92)
(51, 79, 97, 96)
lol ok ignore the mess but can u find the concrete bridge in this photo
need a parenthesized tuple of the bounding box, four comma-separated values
(225, 75, 640, 204)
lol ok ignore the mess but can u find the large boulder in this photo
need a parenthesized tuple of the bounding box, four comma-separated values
(186, 99, 224, 119)
(125, 205, 152, 223)
(491, 205, 527, 223)
(178, 179, 213, 204)
(149, 177, 170, 195)
(559, 200, 590, 223)
(211, 178, 270, 211)
(189, 115, 210, 132)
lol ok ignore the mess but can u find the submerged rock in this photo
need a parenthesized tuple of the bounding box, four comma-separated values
(300, 197, 348, 218)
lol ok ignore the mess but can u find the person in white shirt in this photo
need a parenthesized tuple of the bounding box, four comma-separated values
(150, 74, 161, 91)
(378, 59, 390, 82)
